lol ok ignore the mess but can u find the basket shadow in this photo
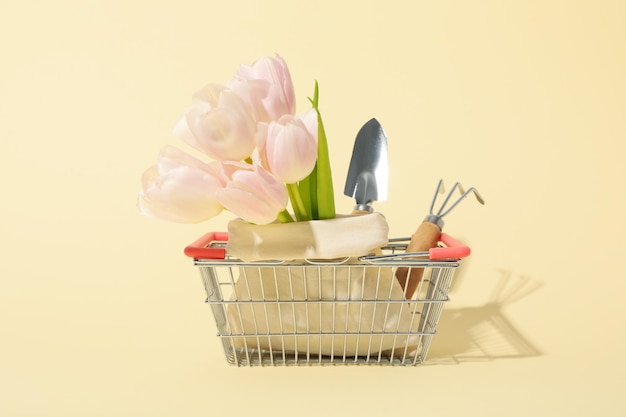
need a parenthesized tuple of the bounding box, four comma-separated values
(426, 270, 543, 365)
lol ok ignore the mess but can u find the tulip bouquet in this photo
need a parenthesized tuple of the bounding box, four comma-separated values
(138, 55, 336, 225)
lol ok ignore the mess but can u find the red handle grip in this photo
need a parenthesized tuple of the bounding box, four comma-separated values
(429, 233, 471, 260)
(183, 231, 228, 259)
(183, 231, 469, 261)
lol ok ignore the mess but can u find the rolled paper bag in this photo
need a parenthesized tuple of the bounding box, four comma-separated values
(226, 212, 389, 262)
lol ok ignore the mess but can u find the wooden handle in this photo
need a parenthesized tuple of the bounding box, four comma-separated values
(395, 221, 441, 298)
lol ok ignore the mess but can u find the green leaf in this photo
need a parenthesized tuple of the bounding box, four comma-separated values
(308, 164, 319, 219)
(309, 81, 335, 220)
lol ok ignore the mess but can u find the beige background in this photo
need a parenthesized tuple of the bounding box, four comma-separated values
(1, 0, 625, 416)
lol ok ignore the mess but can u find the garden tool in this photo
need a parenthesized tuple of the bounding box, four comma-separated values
(344, 118, 388, 214)
(396, 180, 484, 298)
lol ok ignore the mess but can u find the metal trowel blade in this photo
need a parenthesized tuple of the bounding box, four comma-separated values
(343, 118, 389, 208)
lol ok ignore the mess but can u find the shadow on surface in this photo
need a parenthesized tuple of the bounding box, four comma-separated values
(426, 270, 543, 364)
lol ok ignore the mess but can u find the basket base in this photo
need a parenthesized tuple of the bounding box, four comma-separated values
(221, 342, 429, 367)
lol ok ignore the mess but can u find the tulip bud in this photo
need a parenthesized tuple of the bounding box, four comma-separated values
(215, 161, 288, 225)
(228, 55, 296, 122)
(259, 109, 318, 184)
(138, 146, 224, 223)
(173, 85, 257, 162)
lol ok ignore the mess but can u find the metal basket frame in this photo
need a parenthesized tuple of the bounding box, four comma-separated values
(188, 234, 468, 367)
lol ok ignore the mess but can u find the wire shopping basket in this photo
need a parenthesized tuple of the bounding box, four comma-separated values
(184, 232, 470, 367)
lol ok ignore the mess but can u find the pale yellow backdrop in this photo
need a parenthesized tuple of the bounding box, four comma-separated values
(1, 0, 625, 416)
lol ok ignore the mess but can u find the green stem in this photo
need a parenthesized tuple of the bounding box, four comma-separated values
(298, 168, 315, 220)
(287, 183, 309, 222)
(277, 209, 294, 223)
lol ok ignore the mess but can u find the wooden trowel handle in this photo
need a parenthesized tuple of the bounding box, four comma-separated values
(395, 221, 441, 299)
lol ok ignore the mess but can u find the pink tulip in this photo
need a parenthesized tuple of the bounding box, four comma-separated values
(173, 84, 257, 161)
(138, 146, 224, 223)
(258, 108, 318, 184)
(215, 161, 288, 225)
(228, 55, 296, 123)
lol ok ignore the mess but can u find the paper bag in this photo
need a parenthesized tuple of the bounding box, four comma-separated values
(226, 213, 389, 262)
(226, 259, 423, 357)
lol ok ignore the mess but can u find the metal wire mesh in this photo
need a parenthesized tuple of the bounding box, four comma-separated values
(193, 239, 461, 366)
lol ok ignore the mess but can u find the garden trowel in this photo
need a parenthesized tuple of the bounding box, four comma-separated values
(344, 118, 388, 213)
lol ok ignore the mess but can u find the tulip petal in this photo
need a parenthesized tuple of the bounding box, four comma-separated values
(138, 146, 224, 223)
(228, 55, 296, 123)
(175, 88, 257, 162)
(298, 108, 318, 139)
(191, 83, 224, 106)
(215, 162, 288, 225)
(263, 115, 318, 184)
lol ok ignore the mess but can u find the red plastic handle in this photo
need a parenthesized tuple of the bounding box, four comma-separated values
(183, 231, 469, 261)
(183, 231, 228, 259)
(429, 233, 471, 260)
